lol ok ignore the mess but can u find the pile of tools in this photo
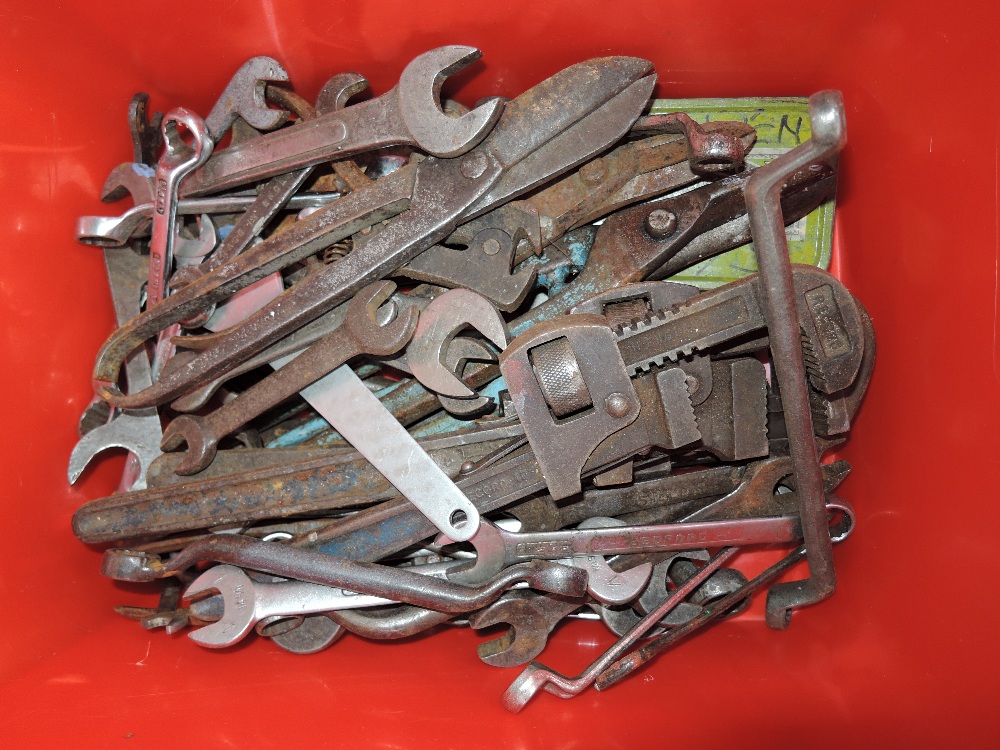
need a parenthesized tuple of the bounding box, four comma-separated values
(69, 47, 873, 710)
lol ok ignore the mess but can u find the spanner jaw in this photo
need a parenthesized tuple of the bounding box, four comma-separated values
(398, 46, 505, 158)
(184, 565, 257, 648)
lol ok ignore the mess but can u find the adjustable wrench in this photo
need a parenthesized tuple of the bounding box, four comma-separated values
(68, 246, 162, 491)
(181, 46, 504, 197)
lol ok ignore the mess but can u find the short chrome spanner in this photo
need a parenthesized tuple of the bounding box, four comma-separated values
(184, 560, 462, 647)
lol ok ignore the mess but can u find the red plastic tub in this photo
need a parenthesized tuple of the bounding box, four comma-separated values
(2, 2, 998, 746)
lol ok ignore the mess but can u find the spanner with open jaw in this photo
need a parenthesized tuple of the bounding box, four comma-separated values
(160, 280, 418, 476)
(102, 534, 588, 614)
(202, 56, 290, 142)
(439, 501, 849, 587)
(68, 246, 162, 491)
(179, 46, 503, 197)
(183, 560, 466, 647)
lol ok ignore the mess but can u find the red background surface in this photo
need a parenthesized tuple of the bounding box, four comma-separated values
(2, 2, 998, 747)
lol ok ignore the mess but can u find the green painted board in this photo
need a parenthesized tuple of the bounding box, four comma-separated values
(648, 97, 835, 288)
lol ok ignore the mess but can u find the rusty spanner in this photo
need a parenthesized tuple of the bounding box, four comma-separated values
(406, 288, 510, 399)
(160, 281, 417, 475)
(202, 56, 290, 142)
(93, 57, 655, 408)
(180, 46, 504, 197)
(744, 91, 848, 629)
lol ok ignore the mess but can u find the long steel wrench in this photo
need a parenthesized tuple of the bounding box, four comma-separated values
(744, 91, 848, 629)
(102, 535, 588, 612)
(76, 191, 340, 247)
(184, 560, 463, 647)
(438, 501, 849, 582)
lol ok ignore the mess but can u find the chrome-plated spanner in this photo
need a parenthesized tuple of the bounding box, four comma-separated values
(184, 561, 462, 647)
(68, 246, 161, 491)
(445, 517, 651, 605)
(146, 109, 213, 383)
(437, 500, 850, 583)
(147, 109, 213, 309)
(76, 191, 340, 247)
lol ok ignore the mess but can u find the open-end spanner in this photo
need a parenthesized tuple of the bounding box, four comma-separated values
(438, 500, 848, 584)
(76, 191, 340, 247)
(160, 281, 417, 475)
(102, 534, 589, 613)
(68, 246, 162, 491)
(406, 288, 510, 398)
(441, 516, 650, 605)
(203, 56, 290, 141)
(93, 58, 655, 408)
(180, 46, 504, 197)
(183, 561, 465, 647)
